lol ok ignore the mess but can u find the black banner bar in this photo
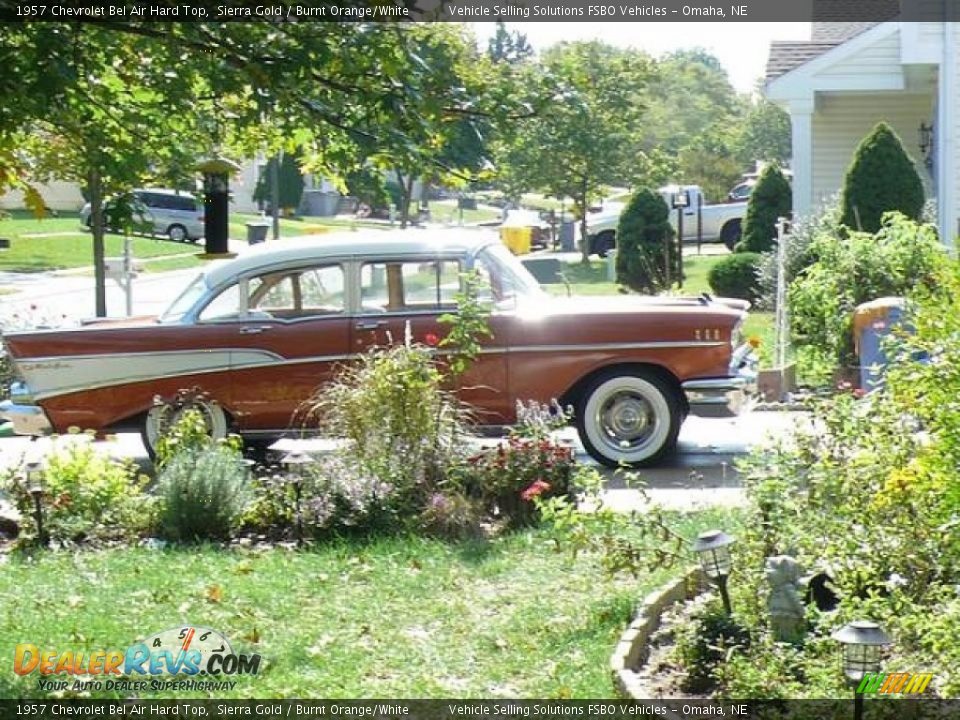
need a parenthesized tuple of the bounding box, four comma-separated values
(1, 0, 960, 22)
(0, 700, 948, 720)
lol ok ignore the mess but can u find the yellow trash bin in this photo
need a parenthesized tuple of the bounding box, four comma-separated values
(500, 225, 533, 255)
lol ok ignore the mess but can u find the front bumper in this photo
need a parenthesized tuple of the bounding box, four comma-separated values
(682, 344, 759, 418)
(0, 382, 52, 436)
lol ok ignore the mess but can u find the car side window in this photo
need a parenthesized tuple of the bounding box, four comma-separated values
(248, 265, 346, 319)
(360, 260, 460, 313)
(198, 283, 242, 321)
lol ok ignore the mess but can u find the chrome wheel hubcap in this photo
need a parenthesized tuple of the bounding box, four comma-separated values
(599, 393, 656, 450)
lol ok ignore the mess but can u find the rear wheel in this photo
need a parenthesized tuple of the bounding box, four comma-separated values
(142, 396, 228, 461)
(594, 231, 616, 258)
(721, 220, 741, 251)
(575, 370, 682, 467)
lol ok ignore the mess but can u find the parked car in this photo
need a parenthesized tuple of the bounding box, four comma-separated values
(80, 189, 204, 243)
(584, 185, 748, 257)
(0, 230, 757, 467)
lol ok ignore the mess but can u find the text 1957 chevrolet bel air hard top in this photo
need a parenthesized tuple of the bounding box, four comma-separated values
(1, 230, 757, 467)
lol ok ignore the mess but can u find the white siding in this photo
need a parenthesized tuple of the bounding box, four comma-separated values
(0, 180, 85, 212)
(818, 32, 903, 79)
(811, 93, 935, 206)
(951, 24, 960, 242)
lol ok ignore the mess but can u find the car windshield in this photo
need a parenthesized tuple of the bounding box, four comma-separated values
(158, 273, 208, 323)
(472, 243, 545, 305)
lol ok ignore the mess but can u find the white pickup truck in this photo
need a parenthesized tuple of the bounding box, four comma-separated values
(584, 185, 748, 257)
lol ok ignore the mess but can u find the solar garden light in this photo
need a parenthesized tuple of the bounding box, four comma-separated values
(24, 460, 47, 545)
(832, 621, 892, 720)
(692, 529, 735, 614)
(282, 451, 311, 548)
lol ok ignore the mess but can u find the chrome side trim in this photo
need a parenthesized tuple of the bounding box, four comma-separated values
(484, 340, 726, 355)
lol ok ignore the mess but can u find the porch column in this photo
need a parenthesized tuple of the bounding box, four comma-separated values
(789, 97, 815, 220)
(938, 24, 958, 250)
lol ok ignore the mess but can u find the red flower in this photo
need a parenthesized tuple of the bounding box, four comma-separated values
(853, 388, 867, 399)
(521, 479, 551, 502)
(424, 332, 439, 347)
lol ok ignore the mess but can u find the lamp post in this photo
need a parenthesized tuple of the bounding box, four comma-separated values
(919, 122, 934, 169)
(25, 460, 47, 546)
(671, 189, 690, 290)
(282, 451, 311, 548)
(832, 621, 891, 720)
(693, 529, 735, 614)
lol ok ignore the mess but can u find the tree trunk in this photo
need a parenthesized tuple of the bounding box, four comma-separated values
(400, 171, 416, 230)
(88, 168, 107, 318)
(577, 181, 590, 264)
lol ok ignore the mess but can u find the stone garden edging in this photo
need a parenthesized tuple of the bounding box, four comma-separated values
(610, 565, 706, 698)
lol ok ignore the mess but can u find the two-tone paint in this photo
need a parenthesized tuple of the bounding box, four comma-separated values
(1, 230, 756, 465)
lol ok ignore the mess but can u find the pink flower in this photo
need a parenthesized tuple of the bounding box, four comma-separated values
(424, 332, 439, 347)
(853, 388, 867, 399)
(521, 479, 551, 502)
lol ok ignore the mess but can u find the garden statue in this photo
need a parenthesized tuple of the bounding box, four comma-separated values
(766, 555, 806, 644)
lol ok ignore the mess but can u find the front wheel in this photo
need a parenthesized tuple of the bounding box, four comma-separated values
(575, 371, 682, 467)
(142, 396, 228, 461)
(167, 224, 188, 243)
(721, 220, 741, 251)
(594, 231, 616, 258)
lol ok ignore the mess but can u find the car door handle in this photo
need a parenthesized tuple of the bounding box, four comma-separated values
(355, 320, 388, 331)
(239, 326, 272, 335)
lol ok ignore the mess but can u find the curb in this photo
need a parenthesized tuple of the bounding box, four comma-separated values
(610, 566, 705, 700)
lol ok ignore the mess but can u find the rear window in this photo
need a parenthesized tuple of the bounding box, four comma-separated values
(139, 192, 196, 211)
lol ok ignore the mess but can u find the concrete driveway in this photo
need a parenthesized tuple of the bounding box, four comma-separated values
(0, 410, 808, 512)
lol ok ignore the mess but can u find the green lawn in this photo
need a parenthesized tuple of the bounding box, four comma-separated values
(0, 211, 205, 273)
(430, 200, 502, 225)
(0, 511, 736, 699)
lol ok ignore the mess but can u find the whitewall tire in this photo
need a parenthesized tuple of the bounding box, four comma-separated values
(576, 371, 682, 467)
(142, 398, 228, 460)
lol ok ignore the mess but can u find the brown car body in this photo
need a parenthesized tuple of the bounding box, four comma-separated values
(1, 231, 757, 466)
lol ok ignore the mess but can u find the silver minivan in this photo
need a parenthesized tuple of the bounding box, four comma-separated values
(81, 189, 205, 243)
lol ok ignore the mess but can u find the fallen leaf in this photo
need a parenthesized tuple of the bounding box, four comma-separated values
(242, 627, 260, 644)
(205, 584, 223, 604)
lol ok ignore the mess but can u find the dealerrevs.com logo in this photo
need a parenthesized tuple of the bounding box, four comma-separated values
(15, 626, 261, 693)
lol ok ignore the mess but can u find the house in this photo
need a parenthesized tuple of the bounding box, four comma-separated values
(766, 20, 958, 246)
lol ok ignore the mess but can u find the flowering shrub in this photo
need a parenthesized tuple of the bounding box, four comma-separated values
(4, 435, 154, 544)
(457, 401, 575, 527)
(691, 260, 960, 697)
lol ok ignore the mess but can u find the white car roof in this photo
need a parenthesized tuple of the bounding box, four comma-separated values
(203, 228, 501, 289)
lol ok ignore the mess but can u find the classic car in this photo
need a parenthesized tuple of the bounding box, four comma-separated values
(0, 230, 757, 467)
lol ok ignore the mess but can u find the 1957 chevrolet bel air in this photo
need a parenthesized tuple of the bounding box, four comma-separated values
(1, 230, 757, 467)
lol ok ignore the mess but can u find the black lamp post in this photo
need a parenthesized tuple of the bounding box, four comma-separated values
(693, 529, 735, 614)
(833, 620, 891, 720)
(919, 122, 934, 169)
(25, 460, 47, 545)
(282, 451, 311, 547)
(670, 189, 690, 290)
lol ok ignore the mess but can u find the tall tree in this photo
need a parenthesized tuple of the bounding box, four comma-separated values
(487, 21, 533, 64)
(494, 41, 655, 262)
(0, 19, 526, 308)
(736, 96, 792, 166)
(1, 24, 208, 316)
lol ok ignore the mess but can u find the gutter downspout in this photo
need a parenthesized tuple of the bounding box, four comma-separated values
(939, 13, 957, 252)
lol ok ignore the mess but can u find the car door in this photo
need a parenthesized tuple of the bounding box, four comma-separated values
(350, 257, 512, 424)
(197, 262, 351, 432)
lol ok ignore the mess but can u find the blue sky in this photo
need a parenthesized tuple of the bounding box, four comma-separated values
(470, 22, 811, 93)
